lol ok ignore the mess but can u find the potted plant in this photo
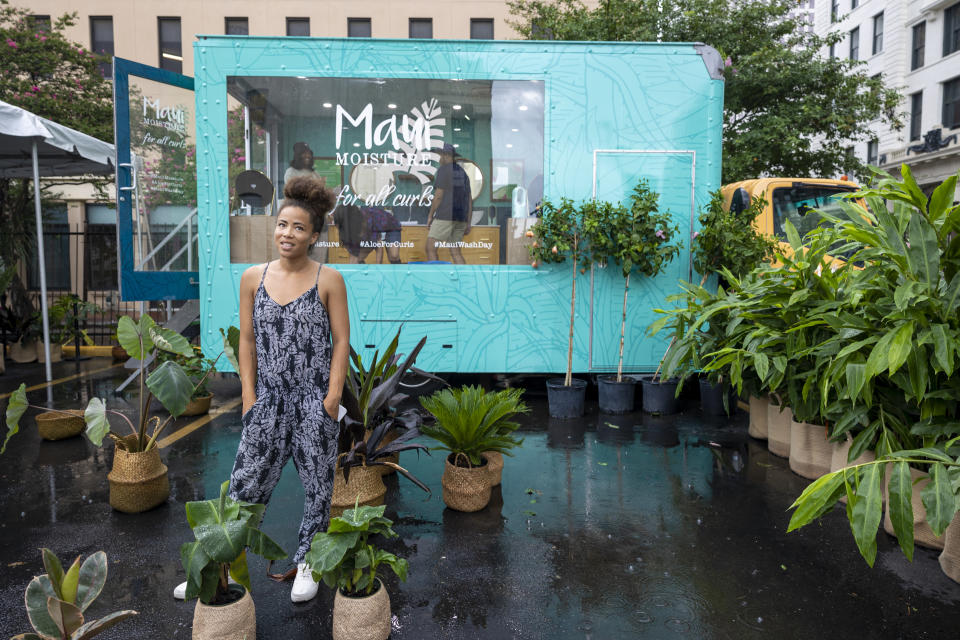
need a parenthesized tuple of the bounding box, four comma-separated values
(46, 293, 102, 362)
(419, 385, 525, 512)
(180, 480, 287, 640)
(305, 502, 408, 640)
(3, 314, 228, 513)
(155, 345, 217, 416)
(0, 275, 38, 363)
(583, 180, 679, 414)
(12, 548, 138, 639)
(529, 198, 591, 418)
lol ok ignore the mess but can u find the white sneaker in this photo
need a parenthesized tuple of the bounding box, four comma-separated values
(173, 577, 239, 600)
(290, 562, 318, 603)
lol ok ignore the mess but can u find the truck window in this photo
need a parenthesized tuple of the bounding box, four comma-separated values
(771, 184, 855, 240)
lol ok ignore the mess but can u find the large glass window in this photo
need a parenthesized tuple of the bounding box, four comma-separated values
(912, 22, 926, 70)
(29, 15, 51, 32)
(409, 18, 432, 39)
(945, 3, 960, 57)
(849, 27, 859, 60)
(225, 17, 249, 36)
(471, 19, 494, 40)
(226, 76, 545, 266)
(90, 16, 114, 78)
(944, 77, 960, 130)
(872, 12, 883, 55)
(158, 17, 182, 73)
(348, 18, 371, 38)
(910, 92, 923, 141)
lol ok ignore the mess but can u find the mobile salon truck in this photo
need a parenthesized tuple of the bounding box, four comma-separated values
(112, 37, 724, 374)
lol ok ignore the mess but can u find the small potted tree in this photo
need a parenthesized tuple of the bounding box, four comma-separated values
(529, 198, 591, 418)
(583, 180, 678, 414)
(419, 385, 525, 512)
(180, 480, 287, 640)
(12, 548, 138, 640)
(305, 502, 408, 640)
(46, 293, 102, 362)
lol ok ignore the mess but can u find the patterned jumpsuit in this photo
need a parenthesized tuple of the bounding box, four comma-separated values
(229, 261, 340, 563)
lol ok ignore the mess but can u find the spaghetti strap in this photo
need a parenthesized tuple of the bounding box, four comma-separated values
(260, 261, 271, 285)
(315, 262, 322, 284)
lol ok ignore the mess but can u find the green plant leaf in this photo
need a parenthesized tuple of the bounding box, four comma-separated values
(147, 324, 194, 357)
(25, 576, 61, 638)
(193, 521, 247, 564)
(145, 361, 194, 418)
(849, 462, 883, 567)
(229, 550, 251, 593)
(906, 213, 940, 288)
(46, 596, 84, 637)
(927, 174, 957, 224)
(787, 470, 845, 532)
(2, 383, 28, 454)
(930, 324, 953, 375)
(116, 316, 144, 361)
(60, 556, 81, 605)
(887, 461, 914, 562)
(83, 398, 110, 447)
(220, 326, 241, 376)
(75, 551, 107, 613)
(921, 463, 957, 537)
(844, 363, 866, 404)
(41, 548, 65, 600)
(71, 609, 138, 640)
(305, 531, 362, 576)
(886, 322, 914, 376)
(179, 540, 213, 602)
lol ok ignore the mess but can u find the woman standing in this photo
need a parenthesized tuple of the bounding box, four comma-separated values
(174, 176, 349, 603)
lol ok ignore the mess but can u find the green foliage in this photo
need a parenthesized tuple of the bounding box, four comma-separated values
(15, 548, 137, 640)
(419, 385, 527, 467)
(692, 191, 776, 280)
(180, 481, 286, 605)
(507, 0, 902, 183)
(156, 345, 218, 400)
(304, 503, 408, 597)
(528, 198, 587, 268)
(48, 294, 102, 347)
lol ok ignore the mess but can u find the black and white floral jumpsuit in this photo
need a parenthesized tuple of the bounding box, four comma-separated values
(229, 261, 340, 563)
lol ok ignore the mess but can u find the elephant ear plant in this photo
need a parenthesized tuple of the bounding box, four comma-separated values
(180, 480, 287, 604)
(13, 549, 137, 640)
(3, 315, 230, 454)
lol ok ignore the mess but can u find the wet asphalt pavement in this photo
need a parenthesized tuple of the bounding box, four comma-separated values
(1, 358, 958, 639)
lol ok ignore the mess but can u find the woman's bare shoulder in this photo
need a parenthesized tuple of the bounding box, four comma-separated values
(318, 263, 344, 285)
(240, 263, 268, 288)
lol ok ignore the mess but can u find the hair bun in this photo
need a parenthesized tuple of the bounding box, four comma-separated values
(283, 175, 333, 211)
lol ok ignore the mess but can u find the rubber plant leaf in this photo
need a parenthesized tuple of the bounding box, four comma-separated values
(60, 556, 82, 605)
(40, 549, 65, 601)
(146, 360, 194, 419)
(25, 576, 61, 638)
(46, 596, 84, 637)
(2, 383, 28, 454)
(75, 551, 107, 613)
(71, 609, 139, 640)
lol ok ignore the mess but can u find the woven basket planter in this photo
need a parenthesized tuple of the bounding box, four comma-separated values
(483, 451, 504, 486)
(332, 579, 390, 640)
(883, 465, 944, 550)
(748, 396, 769, 440)
(766, 399, 791, 458)
(36, 410, 85, 441)
(788, 419, 833, 480)
(181, 393, 214, 417)
(8, 339, 37, 363)
(331, 465, 386, 518)
(441, 455, 491, 512)
(36, 342, 62, 364)
(108, 435, 170, 513)
(365, 428, 400, 477)
(939, 512, 960, 583)
(192, 586, 256, 640)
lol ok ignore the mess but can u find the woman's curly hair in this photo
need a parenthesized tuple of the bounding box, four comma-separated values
(279, 175, 334, 235)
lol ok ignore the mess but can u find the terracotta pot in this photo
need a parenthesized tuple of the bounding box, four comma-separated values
(882, 465, 945, 550)
(788, 418, 832, 480)
(108, 435, 170, 513)
(332, 579, 390, 640)
(766, 398, 791, 458)
(181, 393, 214, 417)
(111, 345, 129, 362)
(331, 465, 386, 518)
(441, 454, 491, 512)
(483, 451, 504, 486)
(748, 396, 769, 440)
(938, 511, 960, 583)
(35, 342, 62, 364)
(8, 339, 37, 363)
(192, 585, 256, 640)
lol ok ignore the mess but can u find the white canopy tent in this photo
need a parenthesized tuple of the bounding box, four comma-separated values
(0, 99, 116, 382)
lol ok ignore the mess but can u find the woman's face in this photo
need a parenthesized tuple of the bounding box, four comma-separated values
(300, 148, 314, 166)
(275, 206, 318, 258)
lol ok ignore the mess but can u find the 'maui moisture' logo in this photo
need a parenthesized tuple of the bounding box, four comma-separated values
(142, 96, 186, 134)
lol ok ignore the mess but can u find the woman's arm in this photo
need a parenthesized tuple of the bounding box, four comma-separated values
(323, 267, 350, 417)
(238, 265, 261, 415)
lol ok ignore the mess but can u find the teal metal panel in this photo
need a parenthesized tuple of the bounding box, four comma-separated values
(193, 37, 723, 373)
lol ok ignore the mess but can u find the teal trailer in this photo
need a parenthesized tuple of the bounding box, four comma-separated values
(190, 36, 724, 374)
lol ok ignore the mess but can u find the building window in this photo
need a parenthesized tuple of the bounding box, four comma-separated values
(26, 207, 70, 291)
(944, 77, 960, 130)
(348, 18, 371, 38)
(158, 17, 182, 73)
(872, 12, 883, 54)
(851, 0, 858, 8)
(85, 206, 118, 291)
(910, 92, 923, 141)
(29, 15, 51, 32)
(946, 3, 960, 57)
(829, 42, 835, 59)
(409, 18, 433, 39)
(912, 22, 926, 70)
(225, 17, 249, 36)
(89, 16, 114, 78)
(471, 18, 494, 39)
(866, 139, 878, 165)
(831, 0, 838, 23)
(849, 27, 859, 60)
(286, 17, 309, 36)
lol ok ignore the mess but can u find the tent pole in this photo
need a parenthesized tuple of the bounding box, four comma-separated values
(32, 139, 53, 383)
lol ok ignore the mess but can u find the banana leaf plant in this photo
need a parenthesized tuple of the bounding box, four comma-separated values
(13, 549, 137, 640)
(2, 316, 231, 454)
(180, 480, 287, 605)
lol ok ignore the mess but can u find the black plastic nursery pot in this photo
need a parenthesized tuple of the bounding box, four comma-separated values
(639, 375, 680, 415)
(546, 377, 588, 419)
(597, 375, 637, 414)
(699, 377, 734, 416)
